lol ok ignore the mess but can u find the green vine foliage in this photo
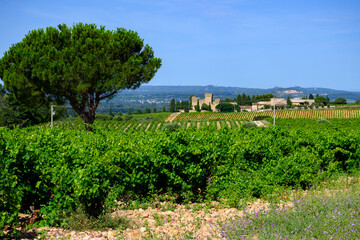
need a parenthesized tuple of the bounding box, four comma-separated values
(1, 123, 360, 234)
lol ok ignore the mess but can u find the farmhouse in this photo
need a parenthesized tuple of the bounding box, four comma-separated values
(191, 93, 221, 112)
(291, 98, 315, 106)
(252, 98, 287, 111)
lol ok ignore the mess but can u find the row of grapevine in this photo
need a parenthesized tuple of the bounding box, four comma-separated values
(43, 120, 246, 132)
(44, 115, 360, 132)
(2, 123, 360, 233)
(174, 109, 360, 121)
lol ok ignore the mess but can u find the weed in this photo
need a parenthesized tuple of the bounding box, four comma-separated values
(219, 180, 360, 239)
(61, 208, 133, 231)
(153, 213, 165, 226)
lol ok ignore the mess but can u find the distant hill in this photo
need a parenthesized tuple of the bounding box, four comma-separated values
(119, 85, 360, 101)
(96, 85, 360, 113)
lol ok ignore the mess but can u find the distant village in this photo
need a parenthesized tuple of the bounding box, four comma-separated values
(190, 93, 323, 113)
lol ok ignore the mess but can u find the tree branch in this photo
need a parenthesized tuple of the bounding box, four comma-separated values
(99, 90, 119, 101)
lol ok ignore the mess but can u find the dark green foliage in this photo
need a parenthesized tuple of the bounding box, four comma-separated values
(113, 116, 123, 121)
(0, 84, 5, 95)
(123, 115, 133, 121)
(287, 96, 292, 106)
(208, 102, 212, 111)
(201, 103, 209, 110)
(95, 114, 113, 121)
(189, 95, 195, 108)
(127, 108, 132, 115)
(0, 23, 161, 130)
(175, 101, 181, 112)
(309, 93, 314, 99)
(135, 108, 143, 114)
(241, 93, 247, 105)
(1, 122, 360, 233)
(169, 98, 175, 113)
(254, 93, 274, 102)
(153, 108, 157, 113)
(235, 93, 273, 106)
(195, 99, 201, 112)
(215, 103, 234, 112)
(0, 93, 67, 128)
(0, 94, 48, 128)
(145, 107, 151, 113)
(180, 100, 190, 112)
(242, 121, 257, 128)
(315, 96, 330, 106)
(236, 93, 253, 106)
(332, 97, 347, 104)
(236, 94, 241, 105)
(183, 104, 189, 113)
(252, 116, 270, 121)
(164, 122, 182, 131)
(223, 98, 235, 102)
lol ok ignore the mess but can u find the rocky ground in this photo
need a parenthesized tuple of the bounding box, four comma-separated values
(10, 200, 290, 240)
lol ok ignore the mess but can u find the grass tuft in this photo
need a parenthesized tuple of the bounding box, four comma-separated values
(61, 208, 133, 231)
(220, 181, 360, 239)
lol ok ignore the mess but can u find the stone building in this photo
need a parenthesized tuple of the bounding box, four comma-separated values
(251, 98, 287, 111)
(291, 98, 315, 106)
(191, 93, 221, 112)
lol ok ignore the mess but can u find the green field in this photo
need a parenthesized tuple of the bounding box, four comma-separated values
(174, 109, 360, 121)
(2, 118, 360, 235)
(43, 112, 360, 133)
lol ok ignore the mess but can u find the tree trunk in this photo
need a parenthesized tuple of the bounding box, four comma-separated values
(69, 98, 96, 131)
(83, 115, 95, 132)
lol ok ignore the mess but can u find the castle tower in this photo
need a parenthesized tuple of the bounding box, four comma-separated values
(204, 93, 213, 105)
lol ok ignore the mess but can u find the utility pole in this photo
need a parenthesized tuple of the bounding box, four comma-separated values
(273, 96, 276, 126)
(50, 105, 56, 129)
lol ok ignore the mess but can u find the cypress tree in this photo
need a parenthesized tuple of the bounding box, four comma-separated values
(170, 98, 175, 112)
(195, 99, 201, 112)
(287, 96, 292, 106)
(175, 101, 181, 112)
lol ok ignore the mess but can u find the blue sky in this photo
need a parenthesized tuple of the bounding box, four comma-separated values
(1, 0, 359, 90)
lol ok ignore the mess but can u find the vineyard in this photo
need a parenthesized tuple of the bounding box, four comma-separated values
(174, 109, 360, 121)
(43, 119, 247, 131)
(2, 122, 360, 235)
(42, 108, 360, 132)
(2, 109, 360, 236)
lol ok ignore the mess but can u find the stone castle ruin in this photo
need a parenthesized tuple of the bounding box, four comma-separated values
(191, 93, 221, 111)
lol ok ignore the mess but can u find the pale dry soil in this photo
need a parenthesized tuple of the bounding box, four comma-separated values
(165, 113, 181, 123)
(15, 200, 287, 240)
